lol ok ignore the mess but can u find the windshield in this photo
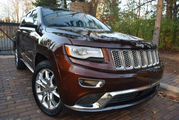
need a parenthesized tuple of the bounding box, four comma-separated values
(42, 8, 110, 31)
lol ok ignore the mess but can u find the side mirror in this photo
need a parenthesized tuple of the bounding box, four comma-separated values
(25, 17, 34, 24)
(22, 17, 37, 28)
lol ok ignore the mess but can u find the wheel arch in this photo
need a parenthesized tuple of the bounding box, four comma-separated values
(35, 52, 48, 67)
(34, 51, 63, 102)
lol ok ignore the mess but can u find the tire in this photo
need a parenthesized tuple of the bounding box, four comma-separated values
(14, 49, 26, 70)
(32, 60, 63, 116)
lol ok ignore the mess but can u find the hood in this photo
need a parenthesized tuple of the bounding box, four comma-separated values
(89, 32, 143, 41)
(45, 27, 143, 41)
(45, 27, 155, 49)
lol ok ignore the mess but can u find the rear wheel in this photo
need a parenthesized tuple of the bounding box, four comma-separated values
(32, 60, 63, 116)
(14, 49, 26, 70)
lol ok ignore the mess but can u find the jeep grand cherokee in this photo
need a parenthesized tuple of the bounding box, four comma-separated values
(15, 7, 164, 116)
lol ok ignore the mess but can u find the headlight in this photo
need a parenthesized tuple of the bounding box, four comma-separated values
(65, 45, 104, 59)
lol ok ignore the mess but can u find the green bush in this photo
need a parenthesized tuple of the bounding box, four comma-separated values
(101, 0, 179, 50)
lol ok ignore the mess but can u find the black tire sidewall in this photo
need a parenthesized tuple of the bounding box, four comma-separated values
(32, 60, 63, 116)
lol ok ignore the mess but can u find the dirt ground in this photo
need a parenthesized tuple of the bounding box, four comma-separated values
(159, 50, 179, 75)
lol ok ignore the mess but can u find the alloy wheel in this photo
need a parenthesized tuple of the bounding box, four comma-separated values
(35, 69, 60, 110)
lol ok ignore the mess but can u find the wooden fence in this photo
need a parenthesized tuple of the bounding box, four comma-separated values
(0, 22, 19, 55)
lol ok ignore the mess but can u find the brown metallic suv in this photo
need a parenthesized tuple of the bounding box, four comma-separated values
(15, 7, 164, 116)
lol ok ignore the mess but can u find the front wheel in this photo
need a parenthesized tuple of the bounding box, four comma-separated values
(32, 60, 63, 116)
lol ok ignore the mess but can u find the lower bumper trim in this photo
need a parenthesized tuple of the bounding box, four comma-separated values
(65, 81, 159, 112)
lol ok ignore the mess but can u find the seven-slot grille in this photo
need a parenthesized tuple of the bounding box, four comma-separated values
(111, 49, 159, 70)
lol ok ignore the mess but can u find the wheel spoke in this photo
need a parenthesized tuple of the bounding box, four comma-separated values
(36, 91, 44, 95)
(49, 75, 54, 87)
(52, 90, 60, 98)
(47, 94, 52, 109)
(53, 86, 57, 90)
(51, 100, 56, 106)
(40, 94, 47, 103)
(45, 70, 50, 80)
(49, 93, 56, 106)
(39, 73, 47, 85)
(42, 101, 48, 109)
(36, 80, 46, 88)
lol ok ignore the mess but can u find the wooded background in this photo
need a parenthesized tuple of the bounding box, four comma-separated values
(0, 0, 178, 50)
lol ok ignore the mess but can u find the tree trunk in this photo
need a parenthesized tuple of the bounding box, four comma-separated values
(70, 1, 99, 17)
(166, 0, 173, 18)
(90, 0, 99, 17)
(172, 1, 178, 45)
(173, 1, 177, 19)
(136, 0, 141, 37)
(152, 0, 163, 46)
(70, 2, 91, 14)
(138, 0, 141, 17)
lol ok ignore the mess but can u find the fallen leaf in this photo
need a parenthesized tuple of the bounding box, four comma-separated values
(152, 110, 157, 114)
(158, 91, 179, 103)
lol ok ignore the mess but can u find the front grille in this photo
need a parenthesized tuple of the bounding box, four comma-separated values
(111, 49, 159, 70)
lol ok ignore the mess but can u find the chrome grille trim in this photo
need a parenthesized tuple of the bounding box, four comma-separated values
(120, 51, 126, 70)
(156, 50, 159, 64)
(147, 50, 153, 67)
(111, 49, 159, 70)
(136, 51, 142, 68)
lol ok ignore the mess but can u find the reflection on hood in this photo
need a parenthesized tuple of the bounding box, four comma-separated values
(90, 32, 143, 41)
(46, 27, 144, 42)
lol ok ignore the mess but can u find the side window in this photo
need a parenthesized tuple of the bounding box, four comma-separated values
(20, 9, 38, 27)
(20, 11, 31, 26)
(30, 10, 38, 25)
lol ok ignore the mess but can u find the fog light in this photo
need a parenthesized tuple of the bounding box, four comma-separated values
(78, 78, 105, 88)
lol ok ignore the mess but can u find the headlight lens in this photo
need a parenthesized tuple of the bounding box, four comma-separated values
(65, 45, 104, 59)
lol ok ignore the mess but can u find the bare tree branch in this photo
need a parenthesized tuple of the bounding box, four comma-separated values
(133, 0, 156, 11)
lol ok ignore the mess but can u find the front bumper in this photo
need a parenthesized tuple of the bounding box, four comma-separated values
(54, 47, 163, 107)
(65, 81, 159, 112)
(57, 57, 163, 106)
